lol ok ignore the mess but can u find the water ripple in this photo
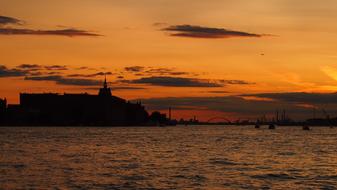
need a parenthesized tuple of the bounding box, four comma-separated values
(0, 126, 336, 189)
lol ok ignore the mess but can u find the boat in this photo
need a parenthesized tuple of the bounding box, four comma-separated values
(302, 125, 310, 130)
(268, 124, 276, 129)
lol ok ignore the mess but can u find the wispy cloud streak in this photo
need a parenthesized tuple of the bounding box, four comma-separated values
(0, 15, 101, 37)
(122, 76, 252, 87)
(0, 15, 22, 26)
(0, 28, 101, 37)
(24, 75, 101, 86)
(163, 25, 268, 39)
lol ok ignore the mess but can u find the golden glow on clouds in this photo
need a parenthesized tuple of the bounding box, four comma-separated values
(322, 66, 337, 82)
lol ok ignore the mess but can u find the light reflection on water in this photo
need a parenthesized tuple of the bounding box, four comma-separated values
(0, 126, 336, 189)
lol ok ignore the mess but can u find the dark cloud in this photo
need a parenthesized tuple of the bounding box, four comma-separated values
(122, 76, 253, 88)
(163, 25, 266, 39)
(125, 66, 145, 72)
(124, 66, 190, 76)
(145, 68, 188, 76)
(75, 66, 97, 71)
(138, 96, 318, 120)
(124, 76, 223, 87)
(0, 15, 100, 37)
(1, 64, 112, 87)
(140, 96, 281, 113)
(44, 65, 68, 70)
(16, 64, 70, 73)
(140, 92, 337, 120)
(46, 71, 62, 75)
(16, 64, 42, 71)
(243, 92, 337, 104)
(219, 80, 253, 85)
(1, 64, 67, 78)
(0, 28, 101, 37)
(16, 64, 91, 72)
(67, 72, 113, 78)
(28, 71, 43, 76)
(13, 64, 68, 72)
(1, 64, 114, 83)
(0, 15, 22, 26)
(24, 75, 101, 86)
(0, 65, 26, 77)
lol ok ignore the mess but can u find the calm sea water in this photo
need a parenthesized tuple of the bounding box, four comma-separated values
(0, 126, 336, 190)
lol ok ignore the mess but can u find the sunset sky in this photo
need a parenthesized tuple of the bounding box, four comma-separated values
(2, 0, 337, 121)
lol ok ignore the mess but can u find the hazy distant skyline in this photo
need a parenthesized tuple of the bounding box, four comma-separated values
(2, 0, 337, 120)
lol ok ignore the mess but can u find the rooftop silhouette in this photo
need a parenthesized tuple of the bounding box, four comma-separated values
(0, 78, 151, 126)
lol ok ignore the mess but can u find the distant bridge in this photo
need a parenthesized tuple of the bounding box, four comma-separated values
(206, 117, 231, 123)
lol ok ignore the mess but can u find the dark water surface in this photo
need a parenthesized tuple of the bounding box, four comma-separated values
(0, 126, 336, 190)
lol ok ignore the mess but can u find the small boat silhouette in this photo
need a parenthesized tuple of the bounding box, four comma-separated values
(302, 125, 310, 130)
(269, 124, 276, 129)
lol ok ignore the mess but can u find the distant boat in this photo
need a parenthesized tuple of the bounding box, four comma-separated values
(302, 125, 310, 131)
(255, 124, 260, 129)
(269, 124, 276, 129)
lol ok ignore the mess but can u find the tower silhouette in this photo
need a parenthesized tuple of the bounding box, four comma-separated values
(98, 75, 112, 97)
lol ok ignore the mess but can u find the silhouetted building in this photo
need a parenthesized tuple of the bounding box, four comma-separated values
(98, 76, 112, 97)
(149, 111, 168, 125)
(1, 79, 149, 126)
(0, 98, 6, 111)
(0, 98, 6, 123)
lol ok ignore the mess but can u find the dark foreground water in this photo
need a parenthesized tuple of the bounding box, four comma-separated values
(0, 126, 336, 190)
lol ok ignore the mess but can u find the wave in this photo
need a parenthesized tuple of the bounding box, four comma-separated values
(209, 158, 238, 166)
(252, 173, 296, 180)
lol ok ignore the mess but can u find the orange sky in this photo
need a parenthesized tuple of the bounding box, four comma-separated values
(1, 0, 337, 120)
